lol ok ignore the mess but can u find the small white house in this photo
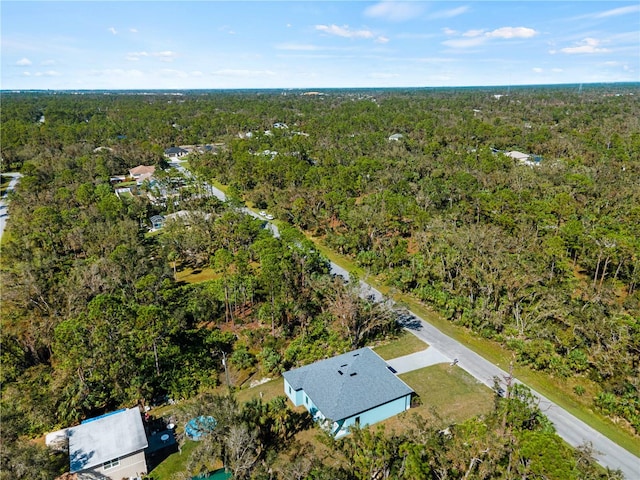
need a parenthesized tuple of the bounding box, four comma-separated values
(68, 408, 148, 480)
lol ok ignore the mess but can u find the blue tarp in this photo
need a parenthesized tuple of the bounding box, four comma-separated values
(185, 415, 216, 441)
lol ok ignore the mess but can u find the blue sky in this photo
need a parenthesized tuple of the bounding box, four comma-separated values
(2, 1, 639, 89)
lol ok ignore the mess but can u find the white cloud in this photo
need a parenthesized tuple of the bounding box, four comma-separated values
(155, 51, 178, 62)
(463, 29, 485, 38)
(126, 51, 177, 62)
(316, 24, 374, 39)
(552, 68, 563, 73)
(364, 1, 425, 22)
(212, 69, 276, 78)
(532, 67, 543, 73)
(16, 57, 32, 66)
(41, 59, 56, 66)
(22, 71, 31, 76)
(108, 27, 117, 35)
(485, 27, 537, 39)
(560, 38, 609, 54)
(442, 28, 457, 36)
(593, 5, 640, 18)
(429, 6, 470, 20)
(130, 28, 138, 33)
(376, 36, 390, 44)
(443, 26, 538, 48)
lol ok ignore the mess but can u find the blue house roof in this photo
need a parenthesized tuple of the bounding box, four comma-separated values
(283, 347, 413, 421)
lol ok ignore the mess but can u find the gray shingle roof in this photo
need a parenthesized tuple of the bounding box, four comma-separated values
(164, 146, 188, 155)
(283, 347, 414, 421)
(69, 408, 148, 473)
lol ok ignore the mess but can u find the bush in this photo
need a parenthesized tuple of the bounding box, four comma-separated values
(231, 345, 257, 370)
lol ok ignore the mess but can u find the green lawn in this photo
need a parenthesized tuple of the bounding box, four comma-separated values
(373, 331, 428, 360)
(176, 267, 219, 284)
(397, 364, 493, 427)
(146, 439, 199, 479)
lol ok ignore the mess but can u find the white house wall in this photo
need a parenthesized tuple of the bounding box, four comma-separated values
(77, 450, 147, 480)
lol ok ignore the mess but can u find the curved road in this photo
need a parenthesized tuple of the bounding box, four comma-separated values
(176, 161, 638, 477)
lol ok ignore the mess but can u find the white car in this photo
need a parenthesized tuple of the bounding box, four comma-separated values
(265, 214, 274, 220)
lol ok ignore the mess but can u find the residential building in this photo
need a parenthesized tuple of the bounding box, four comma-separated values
(68, 408, 148, 480)
(164, 146, 188, 158)
(283, 347, 414, 437)
(128, 165, 156, 185)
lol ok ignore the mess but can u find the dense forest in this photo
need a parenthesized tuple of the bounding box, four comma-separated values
(0, 85, 638, 478)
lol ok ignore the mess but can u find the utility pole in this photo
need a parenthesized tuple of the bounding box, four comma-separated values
(221, 351, 231, 391)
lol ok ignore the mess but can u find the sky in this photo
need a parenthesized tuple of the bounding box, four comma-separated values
(1, 1, 639, 90)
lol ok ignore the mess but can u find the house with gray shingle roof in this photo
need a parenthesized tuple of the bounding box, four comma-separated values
(283, 347, 413, 437)
(164, 146, 188, 158)
(68, 408, 148, 479)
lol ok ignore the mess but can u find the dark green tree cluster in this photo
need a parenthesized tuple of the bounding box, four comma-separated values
(0, 95, 397, 472)
(311, 383, 623, 480)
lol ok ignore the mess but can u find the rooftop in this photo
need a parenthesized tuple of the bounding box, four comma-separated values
(283, 347, 413, 421)
(129, 165, 156, 176)
(69, 408, 148, 473)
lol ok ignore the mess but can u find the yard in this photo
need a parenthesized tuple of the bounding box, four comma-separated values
(146, 336, 493, 479)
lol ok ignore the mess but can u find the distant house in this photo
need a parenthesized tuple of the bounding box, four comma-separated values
(129, 165, 156, 184)
(164, 210, 212, 226)
(150, 215, 165, 230)
(164, 146, 188, 158)
(68, 408, 148, 480)
(504, 150, 542, 167)
(388, 133, 404, 142)
(504, 151, 530, 162)
(283, 347, 414, 438)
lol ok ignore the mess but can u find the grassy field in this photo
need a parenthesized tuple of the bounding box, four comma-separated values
(175, 267, 218, 284)
(373, 331, 428, 360)
(146, 439, 196, 479)
(398, 364, 494, 427)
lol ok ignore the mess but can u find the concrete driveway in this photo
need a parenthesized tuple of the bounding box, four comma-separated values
(386, 347, 451, 374)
